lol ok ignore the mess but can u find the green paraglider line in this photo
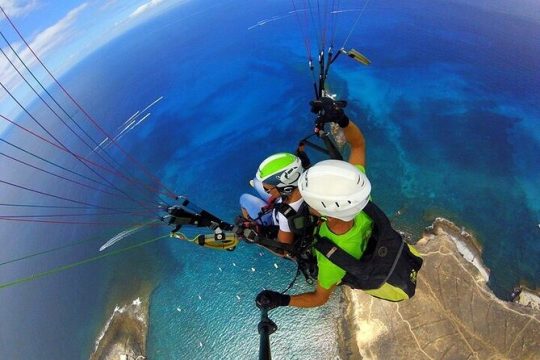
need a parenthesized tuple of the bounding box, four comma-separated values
(0, 234, 169, 290)
(0, 233, 105, 266)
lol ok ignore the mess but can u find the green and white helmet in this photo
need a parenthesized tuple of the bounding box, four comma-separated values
(256, 153, 304, 195)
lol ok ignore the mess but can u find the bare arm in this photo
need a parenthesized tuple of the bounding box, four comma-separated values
(289, 283, 335, 308)
(343, 120, 366, 167)
(277, 229, 294, 244)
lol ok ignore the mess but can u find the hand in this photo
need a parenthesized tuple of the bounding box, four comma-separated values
(242, 228, 258, 243)
(235, 224, 258, 243)
(255, 290, 290, 310)
(310, 97, 349, 128)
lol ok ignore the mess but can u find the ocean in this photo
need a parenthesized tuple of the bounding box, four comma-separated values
(0, 0, 538, 358)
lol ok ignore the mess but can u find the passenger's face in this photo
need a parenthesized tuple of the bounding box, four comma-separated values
(262, 183, 279, 197)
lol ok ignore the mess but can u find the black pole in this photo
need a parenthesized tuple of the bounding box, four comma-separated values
(323, 47, 333, 81)
(258, 308, 277, 360)
(165, 203, 234, 231)
(318, 50, 325, 98)
(303, 139, 330, 155)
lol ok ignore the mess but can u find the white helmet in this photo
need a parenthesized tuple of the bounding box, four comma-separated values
(256, 153, 303, 195)
(298, 160, 371, 221)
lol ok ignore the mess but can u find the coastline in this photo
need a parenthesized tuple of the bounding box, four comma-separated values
(90, 283, 153, 360)
(516, 288, 540, 311)
(426, 217, 489, 281)
(337, 217, 540, 359)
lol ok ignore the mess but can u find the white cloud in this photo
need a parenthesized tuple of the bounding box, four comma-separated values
(99, 0, 118, 11)
(27, 3, 88, 59)
(0, 3, 88, 119)
(129, 0, 164, 18)
(0, 0, 38, 17)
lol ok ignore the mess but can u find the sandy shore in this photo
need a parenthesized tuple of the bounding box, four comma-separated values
(337, 217, 540, 359)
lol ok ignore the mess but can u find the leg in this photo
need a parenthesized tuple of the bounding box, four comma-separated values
(239, 193, 272, 226)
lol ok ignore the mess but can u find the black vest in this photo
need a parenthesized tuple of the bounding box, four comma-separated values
(314, 201, 422, 300)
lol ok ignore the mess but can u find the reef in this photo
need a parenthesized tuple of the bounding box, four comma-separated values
(338, 217, 540, 359)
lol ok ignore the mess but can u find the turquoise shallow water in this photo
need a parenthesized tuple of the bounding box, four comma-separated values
(0, 0, 539, 358)
(148, 240, 343, 359)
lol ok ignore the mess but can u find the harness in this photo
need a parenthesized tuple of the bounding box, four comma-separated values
(314, 201, 423, 300)
(278, 202, 319, 283)
(240, 201, 319, 283)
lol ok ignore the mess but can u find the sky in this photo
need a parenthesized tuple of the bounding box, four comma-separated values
(0, 0, 189, 134)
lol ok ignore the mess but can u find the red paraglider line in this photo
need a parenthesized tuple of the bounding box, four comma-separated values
(0, 178, 154, 212)
(0, 5, 178, 200)
(0, 89, 156, 210)
(0, 217, 165, 226)
(0, 113, 156, 207)
(0, 36, 167, 202)
(291, 0, 313, 61)
(0, 209, 159, 219)
(0, 151, 122, 199)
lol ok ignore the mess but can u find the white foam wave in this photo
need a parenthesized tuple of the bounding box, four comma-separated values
(331, 8, 365, 14)
(92, 137, 110, 152)
(139, 96, 163, 114)
(130, 112, 151, 129)
(99, 224, 146, 251)
(93, 298, 146, 352)
(445, 233, 490, 282)
(107, 96, 164, 146)
(288, 9, 307, 14)
(93, 304, 121, 351)
(248, 14, 292, 30)
(119, 110, 140, 129)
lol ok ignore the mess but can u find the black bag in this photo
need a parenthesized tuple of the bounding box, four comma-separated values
(314, 201, 422, 300)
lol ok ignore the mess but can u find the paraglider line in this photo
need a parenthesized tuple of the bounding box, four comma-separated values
(0, 113, 157, 208)
(340, 0, 371, 49)
(0, 210, 159, 219)
(0, 33, 166, 202)
(0, 6, 178, 200)
(0, 233, 105, 267)
(0, 234, 169, 290)
(291, 1, 313, 62)
(0, 138, 119, 191)
(0, 216, 165, 226)
(0, 178, 151, 212)
(0, 151, 123, 199)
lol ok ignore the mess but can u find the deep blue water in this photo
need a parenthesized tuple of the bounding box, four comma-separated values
(0, 0, 539, 358)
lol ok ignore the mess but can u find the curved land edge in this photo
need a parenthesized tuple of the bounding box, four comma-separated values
(89, 283, 152, 360)
(338, 217, 540, 360)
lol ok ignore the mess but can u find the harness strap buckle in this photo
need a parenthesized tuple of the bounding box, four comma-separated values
(326, 246, 338, 258)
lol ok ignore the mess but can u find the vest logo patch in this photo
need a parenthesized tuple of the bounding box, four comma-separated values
(377, 246, 388, 257)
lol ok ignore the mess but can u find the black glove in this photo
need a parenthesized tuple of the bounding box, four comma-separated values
(234, 215, 264, 243)
(310, 97, 349, 128)
(255, 290, 290, 310)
